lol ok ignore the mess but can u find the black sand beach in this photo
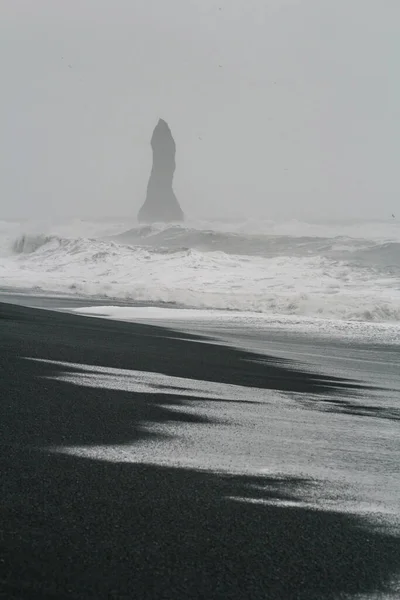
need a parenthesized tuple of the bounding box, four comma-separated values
(1, 301, 400, 599)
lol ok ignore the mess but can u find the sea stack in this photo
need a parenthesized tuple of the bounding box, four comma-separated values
(137, 119, 184, 223)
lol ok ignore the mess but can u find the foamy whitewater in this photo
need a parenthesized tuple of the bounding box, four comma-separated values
(1, 216, 399, 324)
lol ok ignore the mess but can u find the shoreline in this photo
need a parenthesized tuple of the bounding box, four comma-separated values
(1, 289, 400, 347)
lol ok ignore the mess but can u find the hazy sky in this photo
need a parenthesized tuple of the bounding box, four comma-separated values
(1, 0, 399, 221)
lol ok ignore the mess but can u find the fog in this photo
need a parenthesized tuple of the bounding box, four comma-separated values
(1, 0, 399, 221)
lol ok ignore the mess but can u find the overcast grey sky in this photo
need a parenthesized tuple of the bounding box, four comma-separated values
(0, 0, 399, 221)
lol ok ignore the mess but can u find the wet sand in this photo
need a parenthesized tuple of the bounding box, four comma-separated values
(1, 300, 400, 599)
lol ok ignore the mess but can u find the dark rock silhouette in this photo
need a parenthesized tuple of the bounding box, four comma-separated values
(138, 119, 184, 223)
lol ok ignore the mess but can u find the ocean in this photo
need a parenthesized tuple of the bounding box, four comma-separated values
(1, 216, 399, 326)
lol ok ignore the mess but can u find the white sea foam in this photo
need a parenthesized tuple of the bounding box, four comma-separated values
(70, 306, 400, 345)
(0, 217, 399, 324)
(30, 358, 400, 527)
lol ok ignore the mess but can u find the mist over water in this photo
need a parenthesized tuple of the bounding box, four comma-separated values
(1, 216, 399, 324)
(1, 0, 398, 330)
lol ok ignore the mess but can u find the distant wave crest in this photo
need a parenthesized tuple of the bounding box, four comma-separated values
(114, 224, 400, 270)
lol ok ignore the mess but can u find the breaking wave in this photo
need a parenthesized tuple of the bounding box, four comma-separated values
(12, 234, 57, 254)
(2, 220, 400, 323)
